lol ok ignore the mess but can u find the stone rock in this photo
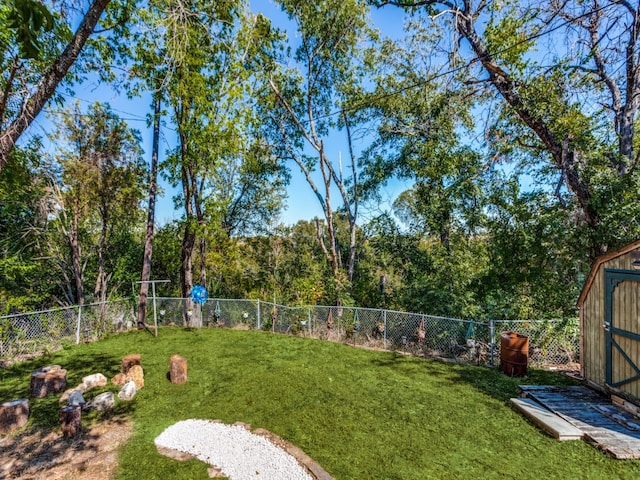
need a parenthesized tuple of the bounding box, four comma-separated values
(169, 355, 188, 384)
(82, 373, 107, 390)
(0, 399, 29, 434)
(67, 390, 86, 407)
(60, 383, 88, 404)
(118, 381, 137, 401)
(111, 373, 128, 386)
(121, 354, 141, 374)
(128, 365, 144, 389)
(59, 388, 75, 404)
(208, 467, 226, 478)
(155, 445, 196, 462)
(87, 392, 115, 412)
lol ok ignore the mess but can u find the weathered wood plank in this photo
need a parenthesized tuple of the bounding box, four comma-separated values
(510, 397, 584, 441)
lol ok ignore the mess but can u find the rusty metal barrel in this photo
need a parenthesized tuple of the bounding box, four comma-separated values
(499, 331, 529, 377)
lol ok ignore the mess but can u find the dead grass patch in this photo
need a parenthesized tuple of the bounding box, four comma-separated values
(0, 416, 132, 480)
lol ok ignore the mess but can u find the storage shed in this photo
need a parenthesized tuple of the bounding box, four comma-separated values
(577, 239, 640, 401)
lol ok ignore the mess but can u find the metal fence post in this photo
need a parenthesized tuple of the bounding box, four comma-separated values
(383, 309, 387, 350)
(489, 319, 495, 367)
(256, 299, 261, 330)
(75, 304, 83, 345)
(0, 299, 581, 371)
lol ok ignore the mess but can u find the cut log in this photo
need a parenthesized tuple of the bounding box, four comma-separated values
(169, 355, 188, 384)
(60, 405, 82, 437)
(0, 398, 29, 433)
(121, 354, 142, 374)
(30, 368, 67, 398)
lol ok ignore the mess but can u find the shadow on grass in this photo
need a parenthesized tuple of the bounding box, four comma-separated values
(0, 409, 133, 479)
(452, 363, 582, 402)
(368, 348, 581, 403)
(1, 349, 131, 430)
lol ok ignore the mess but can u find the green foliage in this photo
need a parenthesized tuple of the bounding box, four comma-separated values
(42, 101, 147, 304)
(0, 146, 59, 312)
(484, 2, 538, 71)
(0, 256, 46, 313)
(5, 0, 54, 59)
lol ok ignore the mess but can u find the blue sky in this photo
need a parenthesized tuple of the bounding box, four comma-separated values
(29, 1, 411, 227)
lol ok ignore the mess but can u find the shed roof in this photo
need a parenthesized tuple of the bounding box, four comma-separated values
(577, 238, 640, 308)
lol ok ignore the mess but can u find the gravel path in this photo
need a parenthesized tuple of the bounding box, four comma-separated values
(154, 419, 313, 480)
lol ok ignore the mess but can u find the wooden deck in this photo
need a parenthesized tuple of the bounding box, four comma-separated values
(519, 385, 640, 459)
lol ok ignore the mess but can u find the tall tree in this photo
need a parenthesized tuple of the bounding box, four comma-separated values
(371, 0, 640, 258)
(361, 21, 487, 250)
(263, 0, 377, 303)
(0, 0, 125, 169)
(156, 1, 284, 323)
(136, 93, 161, 328)
(47, 101, 145, 305)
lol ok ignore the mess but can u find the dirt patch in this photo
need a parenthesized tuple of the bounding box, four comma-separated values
(0, 416, 133, 480)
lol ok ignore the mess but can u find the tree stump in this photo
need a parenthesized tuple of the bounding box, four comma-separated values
(0, 399, 29, 434)
(169, 355, 188, 384)
(60, 405, 82, 437)
(121, 354, 142, 374)
(30, 367, 67, 398)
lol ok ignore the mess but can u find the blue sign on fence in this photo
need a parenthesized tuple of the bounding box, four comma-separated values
(190, 285, 208, 304)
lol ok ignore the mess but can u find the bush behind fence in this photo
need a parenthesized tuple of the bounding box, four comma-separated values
(0, 300, 130, 361)
(0, 298, 579, 370)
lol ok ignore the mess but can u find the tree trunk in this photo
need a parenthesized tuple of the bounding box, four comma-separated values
(169, 355, 188, 384)
(199, 237, 207, 286)
(0, 0, 112, 170)
(137, 93, 161, 328)
(179, 163, 195, 326)
(0, 399, 29, 434)
(59, 405, 82, 437)
(30, 367, 67, 398)
(181, 224, 196, 325)
(319, 148, 341, 288)
(342, 112, 359, 284)
(70, 195, 84, 305)
(454, 10, 604, 257)
(94, 213, 109, 302)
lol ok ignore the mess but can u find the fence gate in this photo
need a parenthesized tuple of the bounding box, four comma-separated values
(605, 269, 640, 396)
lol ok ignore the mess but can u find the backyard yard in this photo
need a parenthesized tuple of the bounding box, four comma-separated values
(1, 328, 639, 479)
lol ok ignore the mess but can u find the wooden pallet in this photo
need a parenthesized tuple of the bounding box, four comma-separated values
(518, 385, 640, 459)
(510, 397, 584, 441)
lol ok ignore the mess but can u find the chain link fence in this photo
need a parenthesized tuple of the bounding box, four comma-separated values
(0, 298, 579, 371)
(0, 300, 131, 362)
(145, 299, 579, 370)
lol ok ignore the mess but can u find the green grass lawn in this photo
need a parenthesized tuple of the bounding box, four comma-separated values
(2, 328, 640, 479)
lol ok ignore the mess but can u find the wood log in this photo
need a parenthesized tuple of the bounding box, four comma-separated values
(0, 398, 29, 434)
(121, 354, 142, 374)
(30, 368, 67, 398)
(169, 355, 188, 384)
(59, 405, 82, 437)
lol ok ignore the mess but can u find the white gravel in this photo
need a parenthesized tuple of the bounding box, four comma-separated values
(154, 419, 313, 480)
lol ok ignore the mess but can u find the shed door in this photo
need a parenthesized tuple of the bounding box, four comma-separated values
(605, 269, 640, 392)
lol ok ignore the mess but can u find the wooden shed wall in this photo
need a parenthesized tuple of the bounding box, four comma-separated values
(581, 250, 640, 397)
(582, 264, 606, 385)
